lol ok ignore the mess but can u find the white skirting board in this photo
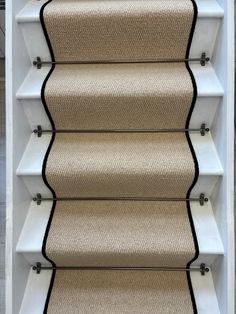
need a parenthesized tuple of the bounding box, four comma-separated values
(6, 0, 234, 313)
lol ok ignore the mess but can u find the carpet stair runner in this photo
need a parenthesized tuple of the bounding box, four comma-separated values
(39, 0, 200, 312)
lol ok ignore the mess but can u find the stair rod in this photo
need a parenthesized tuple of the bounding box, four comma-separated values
(34, 124, 209, 137)
(32, 263, 210, 276)
(33, 193, 208, 206)
(33, 53, 209, 69)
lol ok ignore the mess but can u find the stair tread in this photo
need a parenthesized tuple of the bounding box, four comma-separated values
(19, 268, 220, 314)
(31, 201, 200, 267)
(16, 1, 223, 61)
(21, 269, 220, 314)
(16, 199, 224, 262)
(30, 132, 202, 198)
(16, 64, 224, 100)
(16, 0, 224, 23)
(25, 63, 220, 131)
(16, 132, 223, 176)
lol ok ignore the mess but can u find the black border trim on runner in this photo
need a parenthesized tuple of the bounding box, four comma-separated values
(185, 1, 199, 313)
(39, 1, 57, 313)
(39, 1, 200, 312)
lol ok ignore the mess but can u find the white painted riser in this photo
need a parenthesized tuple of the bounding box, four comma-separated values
(16, 175, 221, 199)
(16, 0, 224, 62)
(19, 97, 222, 131)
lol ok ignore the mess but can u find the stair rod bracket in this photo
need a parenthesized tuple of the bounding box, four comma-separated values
(32, 262, 209, 276)
(36, 125, 42, 137)
(200, 123, 209, 136)
(33, 193, 208, 206)
(200, 52, 208, 66)
(200, 263, 209, 276)
(33, 193, 43, 205)
(200, 193, 208, 206)
(34, 262, 42, 274)
(33, 124, 210, 137)
(33, 53, 210, 69)
(34, 57, 42, 69)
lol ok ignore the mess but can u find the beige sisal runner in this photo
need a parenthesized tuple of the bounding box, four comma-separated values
(47, 270, 194, 314)
(45, 133, 195, 198)
(42, 0, 195, 61)
(40, 0, 198, 312)
(46, 201, 195, 267)
(44, 63, 194, 130)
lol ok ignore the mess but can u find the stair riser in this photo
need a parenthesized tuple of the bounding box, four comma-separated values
(18, 174, 220, 198)
(19, 269, 220, 314)
(19, 18, 221, 62)
(191, 18, 221, 58)
(16, 200, 224, 266)
(19, 96, 222, 131)
(19, 251, 221, 267)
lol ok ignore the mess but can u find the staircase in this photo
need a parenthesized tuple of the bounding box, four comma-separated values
(5, 0, 235, 313)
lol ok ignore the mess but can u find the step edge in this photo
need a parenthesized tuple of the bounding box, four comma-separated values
(15, 131, 225, 176)
(16, 0, 224, 23)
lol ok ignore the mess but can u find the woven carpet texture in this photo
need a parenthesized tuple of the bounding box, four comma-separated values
(44, 63, 194, 130)
(46, 201, 195, 267)
(40, 0, 199, 312)
(47, 270, 194, 314)
(45, 133, 195, 198)
(43, 0, 194, 61)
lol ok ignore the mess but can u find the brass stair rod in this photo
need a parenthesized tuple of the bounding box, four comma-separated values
(34, 124, 209, 137)
(32, 263, 209, 276)
(33, 53, 209, 69)
(33, 193, 208, 206)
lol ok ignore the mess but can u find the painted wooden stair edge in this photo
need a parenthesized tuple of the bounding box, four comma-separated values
(16, 0, 224, 23)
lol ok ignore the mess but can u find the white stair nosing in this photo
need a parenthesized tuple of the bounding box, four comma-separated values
(16, 200, 224, 265)
(191, 64, 224, 97)
(195, 0, 224, 18)
(16, 64, 224, 100)
(16, 67, 50, 100)
(15, 132, 224, 177)
(16, 0, 48, 23)
(16, 0, 224, 23)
